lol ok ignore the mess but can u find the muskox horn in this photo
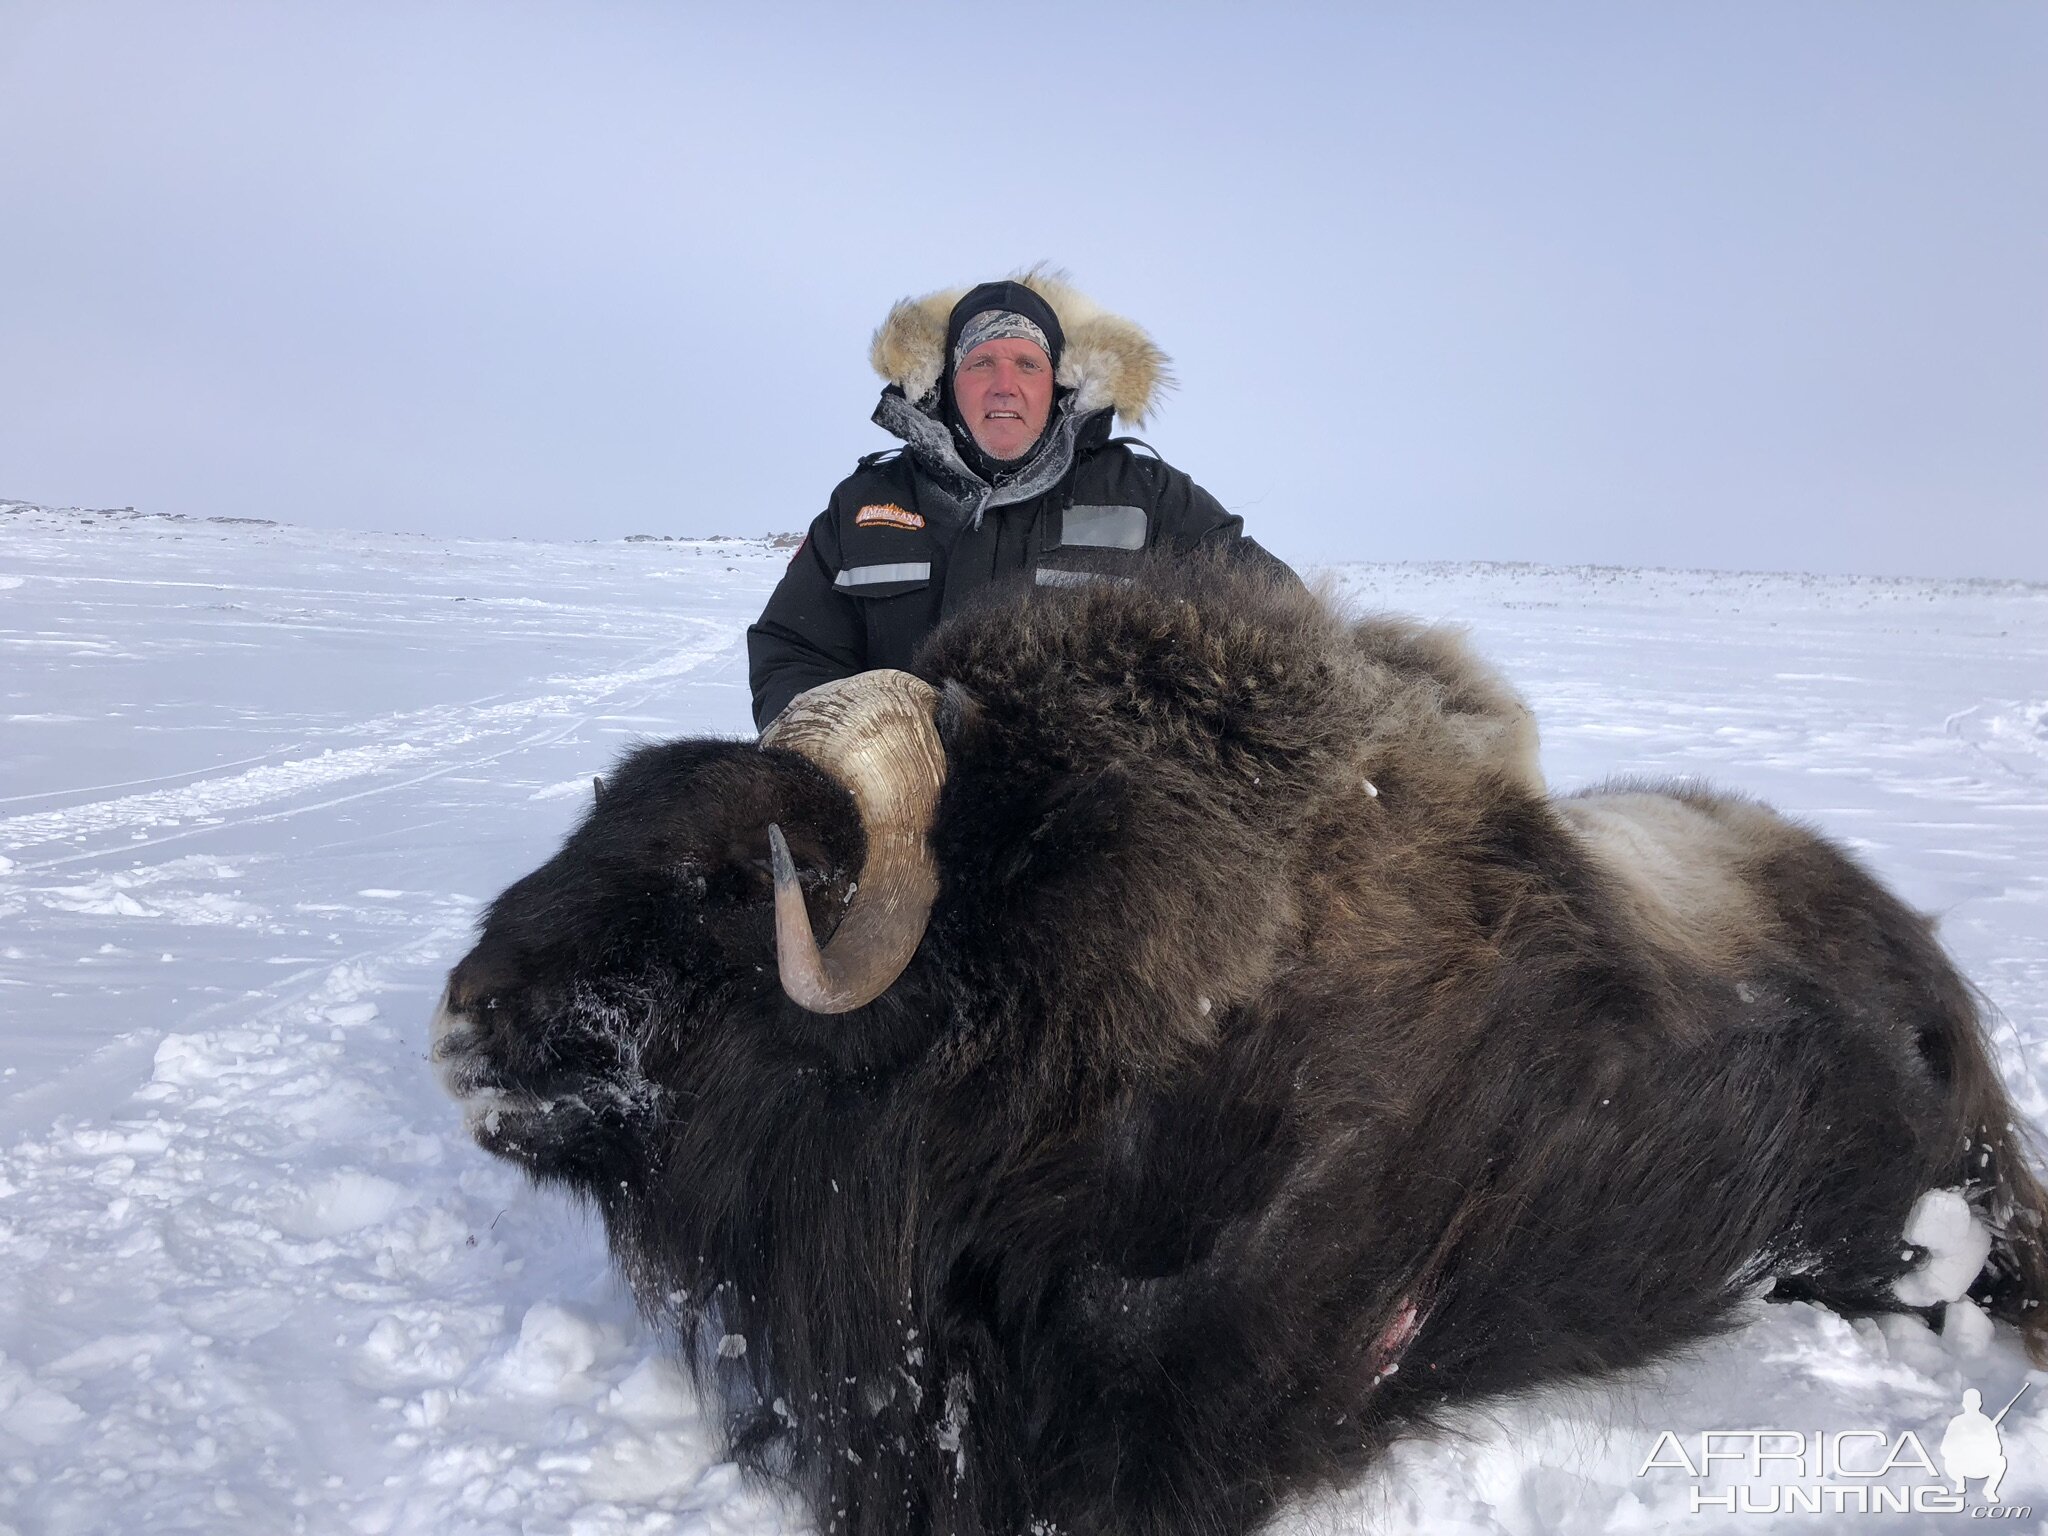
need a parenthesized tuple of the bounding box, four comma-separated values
(760, 670, 945, 1013)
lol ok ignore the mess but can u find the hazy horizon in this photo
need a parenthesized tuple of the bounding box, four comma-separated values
(3, 1, 2043, 581)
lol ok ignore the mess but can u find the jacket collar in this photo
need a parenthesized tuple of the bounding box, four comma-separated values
(871, 387, 1110, 529)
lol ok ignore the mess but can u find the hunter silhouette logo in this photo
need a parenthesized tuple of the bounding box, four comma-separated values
(1940, 1384, 2027, 1506)
(1638, 1383, 2033, 1516)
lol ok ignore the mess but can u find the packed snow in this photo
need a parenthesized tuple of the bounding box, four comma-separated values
(3, 500, 2047, 1534)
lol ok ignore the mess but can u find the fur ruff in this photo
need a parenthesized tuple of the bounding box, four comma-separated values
(869, 264, 1174, 426)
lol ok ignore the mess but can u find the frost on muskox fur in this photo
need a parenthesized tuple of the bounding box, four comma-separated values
(431, 556, 2048, 1536)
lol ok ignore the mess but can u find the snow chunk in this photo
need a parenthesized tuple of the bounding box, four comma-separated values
(498, 1302, 605, 1393)
(182, 1287, 296, 1344)
(403, 1387, 452, 1429)
(1942, 1294, 1994, 1356)
(1893, 1188, 1993, 1306)
(42, 884, 154, 918)
(149, 1032, 219, 1087)
(608, 1354, 695, 1422)
(0, 1351, 86, 1446)
(284, 1172, 414, 1237)
(67, 1124, 169, 1157)
(587, 1429, 731, 1502)
(44, 1333, 174, 1378)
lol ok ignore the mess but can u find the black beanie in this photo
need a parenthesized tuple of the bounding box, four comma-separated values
(943, 280, 1065, 377)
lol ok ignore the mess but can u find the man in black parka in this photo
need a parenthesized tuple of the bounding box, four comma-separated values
(747, 271, 1296, 730)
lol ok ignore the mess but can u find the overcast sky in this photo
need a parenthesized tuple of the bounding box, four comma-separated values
(3, 2, 2043, 579)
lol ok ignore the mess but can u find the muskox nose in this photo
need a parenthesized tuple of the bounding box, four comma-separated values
(428, 983, 463, 1044)
(444, 949, 516, 1017)
(433, 947, 539, 1108)
(429, 978, 512, 1109)
(429, 975, 485, 1040)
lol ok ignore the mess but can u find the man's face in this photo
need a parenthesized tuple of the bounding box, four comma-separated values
(953, 337, 1055, 461)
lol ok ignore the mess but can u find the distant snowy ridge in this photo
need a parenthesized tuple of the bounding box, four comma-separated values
(2, 495, 270, 528)
(2, 497, 805, 548)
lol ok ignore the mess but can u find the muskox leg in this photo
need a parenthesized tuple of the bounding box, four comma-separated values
(990, 1086, 1416, 1536)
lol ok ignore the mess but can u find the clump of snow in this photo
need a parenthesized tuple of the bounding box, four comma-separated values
(284, 1171, 414, 1237)
(498, 1301, 609, 1393)
(608, 1354, 696, 1422)
(1943, 1295, 1996, 1356)
(147, 1031, 218, 1087)
(0, 1349, 87, 1445)
(1893, 1188, 1994, 1306)
(42, 883, 156, 918)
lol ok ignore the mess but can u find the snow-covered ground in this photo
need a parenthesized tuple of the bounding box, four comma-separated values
(3, 501, 2046, 1535)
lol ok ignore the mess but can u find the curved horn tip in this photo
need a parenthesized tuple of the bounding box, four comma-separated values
(767, 821, 848, 1016)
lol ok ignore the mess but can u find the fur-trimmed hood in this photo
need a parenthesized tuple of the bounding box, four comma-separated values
(869, 267, 1172, 427)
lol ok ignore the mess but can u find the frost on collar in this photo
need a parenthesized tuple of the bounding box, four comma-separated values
(868, 266, 1172, 428)
(870, 388, 1096, 532)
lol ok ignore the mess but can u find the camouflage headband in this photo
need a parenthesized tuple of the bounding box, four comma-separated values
(953, 310, 1053, 373)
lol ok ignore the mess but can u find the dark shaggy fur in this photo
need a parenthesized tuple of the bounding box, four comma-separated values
(433, 558, 2048, 1536)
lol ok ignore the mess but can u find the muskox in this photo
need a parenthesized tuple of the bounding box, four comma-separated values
(432, 558, 2048, 1536)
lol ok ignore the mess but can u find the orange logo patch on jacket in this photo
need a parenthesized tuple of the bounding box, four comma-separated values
(855, 503, 925, 531)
